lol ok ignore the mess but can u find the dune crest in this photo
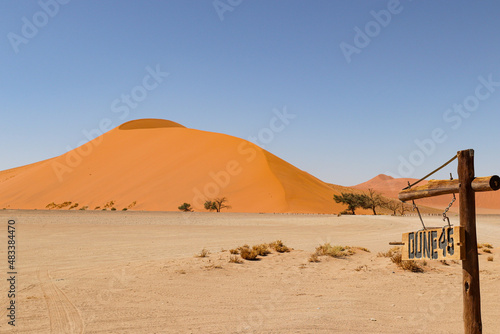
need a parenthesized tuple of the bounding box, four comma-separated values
(119, 119, 186, 130)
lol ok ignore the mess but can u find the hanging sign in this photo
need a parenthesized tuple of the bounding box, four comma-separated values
(402, 226, 465, 261)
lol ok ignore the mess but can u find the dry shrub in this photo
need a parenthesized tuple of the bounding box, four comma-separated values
(269, 240, 290, 253)
(57, 202, 72, 209)
(388, 248, 424, 273)
(94, 206, 101, 210)
(229, 249, 239, 255)
(79, 206, 88, 211)
(315, 243, 354, 258)
(252, 244, 271, 256)
(229, 255, 243, 264)
(487, 256, 494, 262)
(196, 248, 209, 258)
(104, 201, 115, 209)
(69, 203, 79, 210)
(377, 246, 400, 258)
(478, 243, 493, 249)
(357, 247, 370, 253)
(239, 246, 259, 260)
(482, 248, 492, 254)
(309, 253, 320, 263)
(46, 202, 57, 209)
(205, 264, 223, 270)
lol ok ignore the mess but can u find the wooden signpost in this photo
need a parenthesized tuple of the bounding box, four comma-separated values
(398, 149, 500, 334)
(402, 226, 465, 261)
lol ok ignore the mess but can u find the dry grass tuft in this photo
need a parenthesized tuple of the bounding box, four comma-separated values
(387, 248, 424, 273)
(252, 244, 271, 256)
(229, 249, 239, 255)
(229, 255, 243, 264)
(478, 243, 493, 249)
(482, 248, 492, 254)
(377, 246, 400, 258)
(196, 248, 210, 258)
(315, 243, 354, 258)
(487, 256, 494, 262)
(308, 253, 320, 263)
(239, 246, 259, 260)
(269, 240, 290, 253)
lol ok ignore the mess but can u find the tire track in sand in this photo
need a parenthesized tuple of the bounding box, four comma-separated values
(38, 269, 85, 334)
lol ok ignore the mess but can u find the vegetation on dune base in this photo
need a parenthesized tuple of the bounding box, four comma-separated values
(178, 203, 194, 212)
(204, 197, 231, 212)
(334, 188, 413, 216)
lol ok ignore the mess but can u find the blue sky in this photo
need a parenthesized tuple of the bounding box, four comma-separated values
(1, 0, 499, 186)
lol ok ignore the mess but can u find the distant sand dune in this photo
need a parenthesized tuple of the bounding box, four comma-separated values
(353, 174, 500, 214)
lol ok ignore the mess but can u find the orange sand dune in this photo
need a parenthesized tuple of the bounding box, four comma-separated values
(0, 119, 358, 214)
(354, 174, 500, 214)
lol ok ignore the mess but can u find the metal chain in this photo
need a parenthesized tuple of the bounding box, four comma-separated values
(442, 173, 456, 227)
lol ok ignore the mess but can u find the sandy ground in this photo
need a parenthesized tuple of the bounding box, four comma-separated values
(0, 211, 498, 333)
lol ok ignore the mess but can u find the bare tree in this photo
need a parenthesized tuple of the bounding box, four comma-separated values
(204, 197, 231, 212)
(362, 189, 384, 215)
(382, 200, 400, 216)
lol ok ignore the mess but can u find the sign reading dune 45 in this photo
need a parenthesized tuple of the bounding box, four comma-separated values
(402, 226, 465, 261)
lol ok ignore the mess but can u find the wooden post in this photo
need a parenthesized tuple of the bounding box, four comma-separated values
(458, 149, 482, 334)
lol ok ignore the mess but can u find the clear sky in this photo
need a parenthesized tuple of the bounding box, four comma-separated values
(1, 0, 499, 186)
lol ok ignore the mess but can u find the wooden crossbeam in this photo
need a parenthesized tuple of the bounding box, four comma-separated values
(398, 175, 500, 202)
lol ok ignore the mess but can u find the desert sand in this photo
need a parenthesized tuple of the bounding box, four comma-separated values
(0, 210, 499, 333)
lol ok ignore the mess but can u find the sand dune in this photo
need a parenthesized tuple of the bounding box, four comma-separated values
(0, 119, 358, 213)
(354, 174, 500, 214)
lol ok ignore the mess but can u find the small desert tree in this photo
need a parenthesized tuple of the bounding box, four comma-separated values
(361, 188, 384, 215)
(204, 197, 231, 212)
(398, 201, 412, 216)
(382, 200, 400, 216)
(178, 203, 194, 212)
(334, 192, 366, 215)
